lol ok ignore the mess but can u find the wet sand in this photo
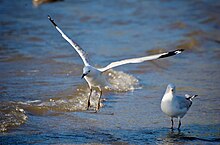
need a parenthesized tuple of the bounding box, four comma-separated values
(0, 0, 220, 144)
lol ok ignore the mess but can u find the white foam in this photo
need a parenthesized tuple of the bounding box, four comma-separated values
(15, 70, 140, 113)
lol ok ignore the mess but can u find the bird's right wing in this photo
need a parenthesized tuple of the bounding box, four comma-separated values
(98, 49, 184, 72)
(48, 15, 89, 66)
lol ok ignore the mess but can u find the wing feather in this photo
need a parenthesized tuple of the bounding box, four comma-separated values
(98, 49, 184, 72)
(48, 15, 89, 66)
(176, 96, 192, 110)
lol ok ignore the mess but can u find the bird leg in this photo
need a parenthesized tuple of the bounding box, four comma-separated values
(95, 87, 102, 112)
(87, 88, 92, 110)
(171, 117, 174, 130)
(178, 117, 181, 131)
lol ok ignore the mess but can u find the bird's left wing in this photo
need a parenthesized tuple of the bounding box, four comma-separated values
(48, 15, 89, 66)
(177, 96, 192, 110)
(98, 49, 184, 72)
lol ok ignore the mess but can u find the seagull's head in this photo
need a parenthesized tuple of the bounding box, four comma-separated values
(166, 84, 176, 94)
(81, 66, 92, 79)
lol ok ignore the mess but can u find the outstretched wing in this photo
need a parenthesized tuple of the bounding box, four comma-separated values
(48, 15, 89, 66)
(98, 49, 184, 72)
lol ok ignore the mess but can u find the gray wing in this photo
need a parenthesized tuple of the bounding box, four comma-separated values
(48, 15, 89, 66)
(176, 95, 192, 110)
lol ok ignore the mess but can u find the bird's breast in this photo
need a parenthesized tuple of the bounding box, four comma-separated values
(84, 74, 109, 88)
(161, 99, 179, 117)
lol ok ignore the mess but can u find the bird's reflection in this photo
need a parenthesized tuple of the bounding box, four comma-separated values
(166, 130, 185, 138)
(160, 129, 187, 144)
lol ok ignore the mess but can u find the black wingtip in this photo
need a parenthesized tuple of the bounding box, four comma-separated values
(158, 49, 184, 59)
(48, 15, 57, 27)
(48, 15, 51, 20)
(176, 49, 184, 53)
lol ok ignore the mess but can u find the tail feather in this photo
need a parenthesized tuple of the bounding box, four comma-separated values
(190, 95, 198, 101)
(186, 94, 198, 101)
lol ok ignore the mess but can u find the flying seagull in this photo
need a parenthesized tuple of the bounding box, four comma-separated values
(48, 15, 184, 112)
(161, 84, 198, 130)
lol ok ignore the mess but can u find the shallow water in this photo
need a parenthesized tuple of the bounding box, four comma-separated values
(0, 0, 220, 144)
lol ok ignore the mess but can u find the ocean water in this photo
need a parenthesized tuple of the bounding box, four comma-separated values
(0, 0, 220, 144)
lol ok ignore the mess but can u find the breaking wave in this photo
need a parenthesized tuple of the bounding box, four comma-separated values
(0, 103, 27, 132)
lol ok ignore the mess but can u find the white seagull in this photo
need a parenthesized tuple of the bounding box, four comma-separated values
(161, 84, 198, 130)
(48, 15, 184, 112)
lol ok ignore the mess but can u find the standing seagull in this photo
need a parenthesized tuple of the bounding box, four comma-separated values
(48, 15, 184, 112)
(161, 84, 198, 130)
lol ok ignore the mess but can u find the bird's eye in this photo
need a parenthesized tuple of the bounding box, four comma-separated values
(88, 70, 91, 72)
